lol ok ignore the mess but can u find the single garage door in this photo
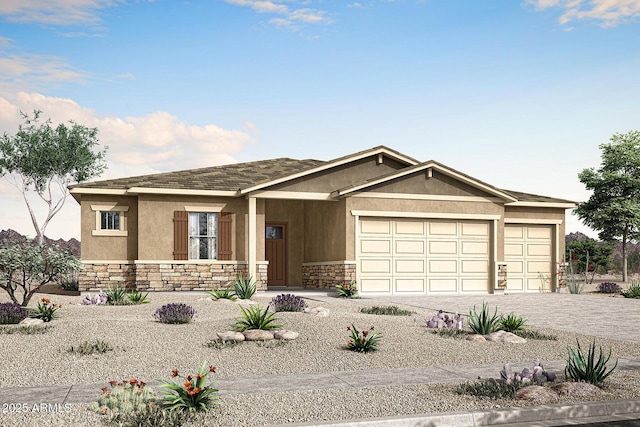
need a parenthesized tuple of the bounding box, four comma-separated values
(504, 224, 553, 292)
(358, 218, 490, 294)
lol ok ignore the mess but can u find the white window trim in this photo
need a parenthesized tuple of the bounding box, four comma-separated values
(91, 204, 129, 237)
(188, 211, 219, 260)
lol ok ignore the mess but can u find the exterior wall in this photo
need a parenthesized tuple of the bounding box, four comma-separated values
(303, 199, 347, 262)
(80, 195, 138, 261)
(136, 195, 245, 260)
(265, 199, 305, 286)
(79, 261, 268, 292)
(369, 170, 493, 197)
(301, 261, 356, 289)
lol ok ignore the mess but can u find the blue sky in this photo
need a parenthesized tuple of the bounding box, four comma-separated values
(1, 0, 639, 240)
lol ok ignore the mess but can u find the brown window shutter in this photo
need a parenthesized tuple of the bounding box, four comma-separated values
(173, 211, 189, 260)
(218, 212, 233, 260)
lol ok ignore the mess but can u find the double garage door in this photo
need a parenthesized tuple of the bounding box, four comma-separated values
(504, 224, 553, 292)
(358, 218, 490, 294)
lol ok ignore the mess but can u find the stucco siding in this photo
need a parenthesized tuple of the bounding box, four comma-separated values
(304, 199, 347, 262)
(369, 170, 495, 197)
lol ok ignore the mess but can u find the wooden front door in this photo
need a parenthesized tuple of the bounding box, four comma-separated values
(265, 222, 287, 286)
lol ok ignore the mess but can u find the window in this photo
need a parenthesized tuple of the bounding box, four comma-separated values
(91, 204, 128, 236)
(100, 211, 120, 230)
(189, 212, 217, 260)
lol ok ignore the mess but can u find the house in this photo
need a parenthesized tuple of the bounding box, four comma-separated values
(70, 146, 576, 295)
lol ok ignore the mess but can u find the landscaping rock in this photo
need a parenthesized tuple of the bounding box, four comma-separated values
(243, 329, 275, 341)
(304, 307, 330, 317)
(466, 334, 486, 342)
(486, 330, 526, 344)
(274, 330, 299, 340)
(553, 382, 607, 398)
(18, 318, 44, 326)
(516, 385, 559, 404)
(217, 331, 245, 342)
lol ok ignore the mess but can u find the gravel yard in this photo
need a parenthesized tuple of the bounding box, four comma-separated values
(1, 291, 639, 426)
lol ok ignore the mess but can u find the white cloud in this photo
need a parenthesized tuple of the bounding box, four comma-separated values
(223, 0, 332, 29)
(0, 92, 254, 239)
(526, 0, 640, 27)
(0, 0, 123, 25)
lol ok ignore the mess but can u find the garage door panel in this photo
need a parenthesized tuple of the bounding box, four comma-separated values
(507, 278, 524, 291)
(505, 243, 524, 257)
(395, 221, 425, 235)
(461, 222, 489, 237)
(527, 261, 551, 274)
(461, 260, 488, 274)
(462, 278, 488, 292)
(395, 240, 425, 255)
(527, 226, 552, 240)
(527, 277, 546, 291)
(429, 241, 457, 255)
(361, 220, 391, 235)
(395, 259, 425, 274)
(506, 260, 524, 274)
(360, 239, 391, 255)
(527, 244, 552, 257)
(461, 241, 488, 256)
(429, 222, 457, 236)
(395, 278, 425, 292)
(429, 278, 457, 292)
(361, 259, 391, 274)
(361, 279, 391, 293)
(505, 225, 524, 239)
(428, 259, 457, 274)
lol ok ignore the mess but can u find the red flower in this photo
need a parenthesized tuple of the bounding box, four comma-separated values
(186, 375, 193, 381)
(139, 381, 146, 388)
(370, 326, 375, 330)
(184, 381, 192, 390)
(209, 366, 216, 373)
(362, 330, 368, 337)
(346, 326, 351, 331)
(101, 387, 108, 393)
(171, 369, 179, 377)
(41, 297, 50, 304)
(109, 380, 117, 387)
(129, 378, 138, 386)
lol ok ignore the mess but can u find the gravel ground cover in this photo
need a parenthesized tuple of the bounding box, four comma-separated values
(1, 291, 639, 426)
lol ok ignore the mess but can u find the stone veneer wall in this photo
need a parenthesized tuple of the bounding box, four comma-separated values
(79, 262, 268, 292)
(301, 262, 356, 289)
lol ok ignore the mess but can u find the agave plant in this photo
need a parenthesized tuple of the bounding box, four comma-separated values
(207, 288, 237, 301)
(565, 339, 618, 386)
(498, 312, 527, 333)
(233, 274, 256, 300)
(468, 302, 500, 335)
(234, 305, 281, 331)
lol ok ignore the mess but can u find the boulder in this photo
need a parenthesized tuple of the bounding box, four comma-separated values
(304, 307, 330, 317)
(516, 385, 559, 404)
(216, 331, 245, 342)
(466, 334, 486, 342)
(19, 318, 44, 327)
(486, 330, 527, 343)
(274, 330, 299, 340)
(242, 329, 274, 341)
(553, 382, 607, 398)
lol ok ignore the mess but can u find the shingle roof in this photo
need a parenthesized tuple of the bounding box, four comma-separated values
(502, 190, 576, 204)
(70, 158, 326, 191)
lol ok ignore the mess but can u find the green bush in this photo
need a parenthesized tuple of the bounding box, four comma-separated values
(456, 378, 524, 399)
(106, 404, 191, 427)
(621, 281, 640, 299)
(336, 280, 358, 298)
(158, 361, 220, 412)
(105, 286, 128, 305)
(91, 379, 157, 415)
(565, 339, 618, 386)
(126, 289, 149, 304)
(233, 274, 256, 299)
(346, 324, 381, 353)
(28, 297, 61, 322)
(234, 305, 281, 331)
(468, 302, 500, 335)
(207, 288, 237, 301)
(68, 340, 113, 355)
(515, 329, 558, 341)
(499, 313, 527, 333)
(360, 305, 413, 316)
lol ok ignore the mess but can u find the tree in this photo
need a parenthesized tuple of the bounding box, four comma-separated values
(0, 111, 107, 244)
(565, 238, 613, 284)
(575, 130, 640, 282)
(0, 241, 81, 306)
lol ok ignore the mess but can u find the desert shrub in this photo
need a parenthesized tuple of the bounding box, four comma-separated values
(68, 339, 113, 355)
(430, 328, 469, 339)
(158, 361, 220, 412)
(565, 340, 618, 386)
(456, 378, 524, 399)
(621, 281, 640, 299)
(270, 293, 307, 312)
(336, 280, 358, 298)
(0, 325, 51, 334)
(204, 339, 241, 349)
(360, 305, 413, 316)
(28, 297, 61, 322)
(207, 288, 237, 301)
(596, 282, 622, 293)
(499, 313, 527, 333)
(232, 274, 256, 299)
(106, 404, 190, 427)
(126, 289, 149, 304)
(515, 329, 558, 341)
(60, 279, 79, 291)
(91, 379, 157, 415)
(154, 303, 196, 324)
(0, 302, 28, 324)
(468, 302, 500, 335)
(346, 324, 381, 353)
(234, 305, 281, 331)
(106, 286, 128, 305)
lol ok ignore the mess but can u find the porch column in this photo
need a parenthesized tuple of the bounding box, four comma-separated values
(248, 196, 257, 280)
